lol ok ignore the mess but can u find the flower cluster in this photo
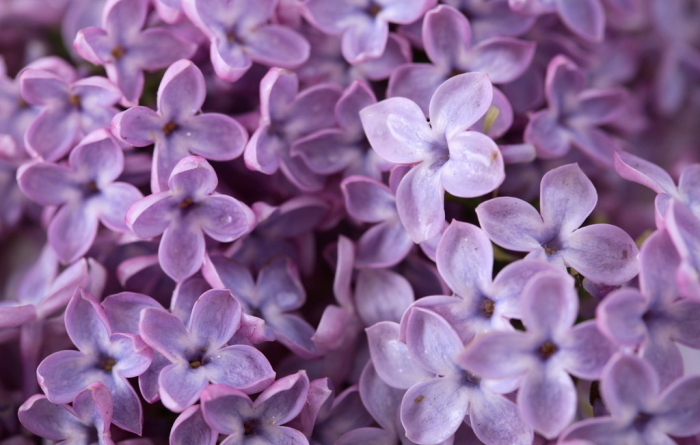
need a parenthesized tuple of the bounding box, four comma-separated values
(0, 0, 699, 444)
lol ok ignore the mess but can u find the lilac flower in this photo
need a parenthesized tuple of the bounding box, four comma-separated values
(597, 230, 700, 388)
(388, 5, 535, 114)
(559, 353, 700, 444)
(303, 0, 436, 64)
(360, 72, 504, 242)
(182, 0, 310, 83)
(200, 371, 309, 445)
(457, 272, 617, 438)
(666, 200, 700, 300)
(367, 308, 533, 444)
(112, 59, 248, 193)
(614, 150, 700, 225)
(36, 288, 152, 434)
(292, 80, 390, 181)
(202, 255, 319, 359)
(19, 67, 121, 161)
(340, 175, 413, 268)
(408, 220, 564, 343)
(18, 382, 114, 445)
(508, 0, 606, 42)
(126, 156, 255, 281)
(476, 163, 639, 285)
(524, 56, 627, 166)
(244, 68, 341, 191)
(74, 0, 197, 104)
(139, 289, 275, 412)
(18, 130, 143, 264)
(0, 56, 39, 157)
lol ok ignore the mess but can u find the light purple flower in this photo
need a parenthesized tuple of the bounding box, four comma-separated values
(19, 67, 121, 161)
(457, 272, 617, 438)
(36, 288, 152, 434)
(367, 309, 533, 445)
(559, 353, 700, 444)
(18, 382, 114, 445)
(18, 130, 143, 264)
(139, 289, 275, 412)
(244, 68, 341, 191)
(200, 371, 309, 445)
(292, 80, 390, 181)
(182, 0, 309, 83)
(303, 0, 436, 64)
(74, 0, 197, 104)
(202, 255, 319, 359)
(524, 56, 627, 166)
(388, 5, 535, 114)
(112, 59, 248, 193)
(508, 0, 606, 42)
(126, 156, 255, 282)
(476, 163, 639, 286)
(597, 229, 700, 388)
(408, 220, 564, 343)
(361, 72, 504, 242)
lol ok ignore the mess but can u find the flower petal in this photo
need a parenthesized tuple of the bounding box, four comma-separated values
(189, 289, 241, 349)
(159, 220, 206, 281)
(256, 371, 309, 424)
(563, 224, 639, 286)
(436, 220, 492, 299)
(555, 0, 605, 42)
(196, 195, 255, 243)
(360, 97, 436, 164)
(245, 25, 310, 68)
(355, 269, 414, 326)
(204, 345, 275, 394)
(518, 365, 576, 439)
(469, 390, 534, 445)
(463, 37, 535, 84)
(442, 131, 504, 198)
(429, 72, 492, 140)
(404, 307, 462, 375)
(539, 163, 596, 235)
(159, 362, 209, 412)
(395, 162, 444, 243)
(400, 377, 470, 444)
(170, 405, 217, 445)
(475, 197, 545, 251)
(595, 288, 647, 346)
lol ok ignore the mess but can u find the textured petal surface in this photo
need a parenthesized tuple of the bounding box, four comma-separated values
(441, 131, 504, 198)
(366, 322, 433, 389)
(436, 220, 492, 299)
(429, 72, 492, 140)
(401, 378, 469, 444)
(518, 365, 576, 439)
(204, 345, 275, 393)
(539, 163, 597, 234)
(476, 197, 545, 251)
(395, 162, 444, 243)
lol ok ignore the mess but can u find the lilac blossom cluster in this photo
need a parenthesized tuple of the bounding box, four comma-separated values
(0, 0, 699, 444)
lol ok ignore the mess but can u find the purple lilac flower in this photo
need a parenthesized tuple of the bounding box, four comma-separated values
(18, 130, 143, 264)
(361, 72, 504, 242)
(303, 0, 436, 64)
(367, 308, 533, 444)
(126, 156, 255, 281)
(200, 371, 309, 445)
(559, 353, 700, 444)
(36, 288, 152, 434)
(74, 0, 197, 104)
(244, 68, 341, 191)
(112, 59, 248, 193)
(508, 0, 606, 42)
(445, 0, 536, 41)
(139, 288, 275, 412)
(182, 0, 310, 83)
(19, 66, 121, 161)
(18, 382, 114, 444)
(476, 163, 639, 286)
(457, 271, 617, 438)
(597, 229, 700, 388)
(407, 220, 564, 343)
(388, 5, 535, 115)
(202, 255, 319, 359)
(524, 55, 627, 166)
